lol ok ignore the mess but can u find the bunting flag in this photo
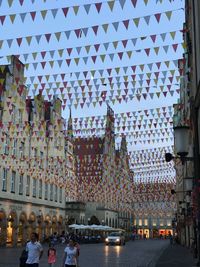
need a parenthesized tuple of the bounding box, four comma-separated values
(0, 0, 184, 212)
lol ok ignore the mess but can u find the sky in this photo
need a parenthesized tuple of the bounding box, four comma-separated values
(0, 0, 185, 182)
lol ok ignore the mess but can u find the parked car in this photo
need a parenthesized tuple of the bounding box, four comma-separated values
(105, 232, 125, 246)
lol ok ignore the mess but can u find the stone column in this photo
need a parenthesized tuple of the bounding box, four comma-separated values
(11, 225, 18, 247)
(0, 223, 7, 247)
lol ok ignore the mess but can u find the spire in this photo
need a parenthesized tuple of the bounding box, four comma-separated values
(120, 135, 127, 155)
(67, 109, 73, 138)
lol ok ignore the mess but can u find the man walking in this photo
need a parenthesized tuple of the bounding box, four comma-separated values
(26, 232, 43, 267)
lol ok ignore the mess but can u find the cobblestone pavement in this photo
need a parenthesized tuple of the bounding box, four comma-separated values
(0, 239, 169, 267)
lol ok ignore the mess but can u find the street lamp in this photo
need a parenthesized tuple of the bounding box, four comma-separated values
(165, 125, 193, 164)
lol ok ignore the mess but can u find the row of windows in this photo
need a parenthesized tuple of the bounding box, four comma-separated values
(134, 219, 172, 227)
(2, 168, 63, 203)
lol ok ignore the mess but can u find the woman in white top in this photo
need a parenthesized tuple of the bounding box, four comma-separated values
(62, 239, 78, 267)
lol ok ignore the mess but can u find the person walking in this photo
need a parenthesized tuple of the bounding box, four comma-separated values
(62, 239, 78, 267)
(48, 243, 56, 267)
(26, 232, 43, 267)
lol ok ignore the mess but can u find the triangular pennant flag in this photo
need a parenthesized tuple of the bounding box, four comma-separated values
(62, 7, 69, 17)
(7, 39, 13, 48)
(108, 1, 115, 11)
(155, 13, 161, 23)
(9, 14, 16, 23)
(123, 20, 129, 29)
(119, 0, 126, 9)
(160, 33, 166, 41)
(41, 10, 47, 20)
(102, 24, 109, 33)
(133, 18, 140, 27)
(104, 43, 109, 50)
(84, 4, 91, 14)
(73, 6, 79, 15)
(154, 47, 160, 55)
(170, 31, 176, 40)
(16, 38, 23, 47)
(76, 47, 82, 54)
(127, 51, 132, 58)
(51, 9, 58, 18)
(92, 25, 99, 35)
(20, 13, 26, 22)
(172, 44, 178, 52)
(30, 12, 36, 21)
(165, 11, 172, 21)
(82, 28, 88, 36)
(8, 0, 13, 7)
(95, 3, 102, 13)
(131, 0, 137, 7)
(64, 31, 71, 39)
(100, 55, 106, 62)
(35, 35, 42, 44)
(112, 22, 119, 31)
(0, 16, 5, 25)
(55, 32, 61, 41)
(143, 15, 150, 25)
(45, 33, 51, 43)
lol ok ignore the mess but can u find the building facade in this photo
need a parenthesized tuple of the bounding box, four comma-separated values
(0, 56, 76, 246)
(72, 106, 134, 230)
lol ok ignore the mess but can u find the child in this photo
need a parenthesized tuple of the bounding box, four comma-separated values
(48, 243, 56, 267)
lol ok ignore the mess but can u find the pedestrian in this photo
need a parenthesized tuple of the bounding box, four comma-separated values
(74, 241, 80, 267)
(48, 243, 56, 267)
(26, 232, 43, 267)
(62, 239, 78, 267)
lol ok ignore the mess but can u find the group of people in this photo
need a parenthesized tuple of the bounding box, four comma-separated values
(20, 232, 80, 267)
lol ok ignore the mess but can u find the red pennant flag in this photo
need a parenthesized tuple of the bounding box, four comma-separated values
(118, 52, 123, 59)
(67, 48, 73, 56)
(45, 34, 51, 42)
(41, 51, 46, 59)
(95, 3, 102, 13)
(156, 62, 161, 69)
(61, 73, 65, 80)
(122, 40, 128, 48)
(122, 20, 129, 29)
(94, 44, 100, 52)
(38, 76, 42, 82)
(92, 56, 97, 63)
(0, 16, 6, 25)
(150, 35, 156, 42)
(30, 12, 36, 21)
(145, 48, 150, 56)
(75, 29, 81, 38)
(172, 44, 178, 52)
(107, 69, 112, 75)
(19, 0, 24, 6)
(41, 62, 46, 69)
(62, 7, 69, 17)
(17, 38, 22, 47)
(92, 25, 99, 35)
(131, 0, 137, 7)
(155, 13, 161, 23)
(66, 59, 71, 66)
(131, 66, 136, 72)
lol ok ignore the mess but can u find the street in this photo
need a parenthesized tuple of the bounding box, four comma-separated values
(0, 239, 169, 267)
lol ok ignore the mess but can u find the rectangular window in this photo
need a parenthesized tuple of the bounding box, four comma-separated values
(40, 151, 43, 169)
(167, 220, 171, 227)
(19, 174, 23, 195)
(2, 168, 7, 192)
(59, 187, 62, 203)
(12, 139, 17, 156)
(0, 108, 3, 121)
(152, 220, 157, 226)
(11, 105, 16, 123)
(39, 180, 42, 199)
(144, 219, 148, 226)
(26, 175, 30, 196)
(4, 133, 9, 155)
(32, 179, 37, 198)
(160, 219, 164, 226)
(19, 109, 23, 123)
(11, 171, 16, 193)
(20, 142, 25, 158)
(138, 219, 142, 226)
(55, 185, 57, 202)
(50, 184, 53, 201)
(45, 183, 48, 200)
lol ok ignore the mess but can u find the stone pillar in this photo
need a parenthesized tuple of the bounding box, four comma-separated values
(11, 225, 18, 247)
(0, 224, 7, 247)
